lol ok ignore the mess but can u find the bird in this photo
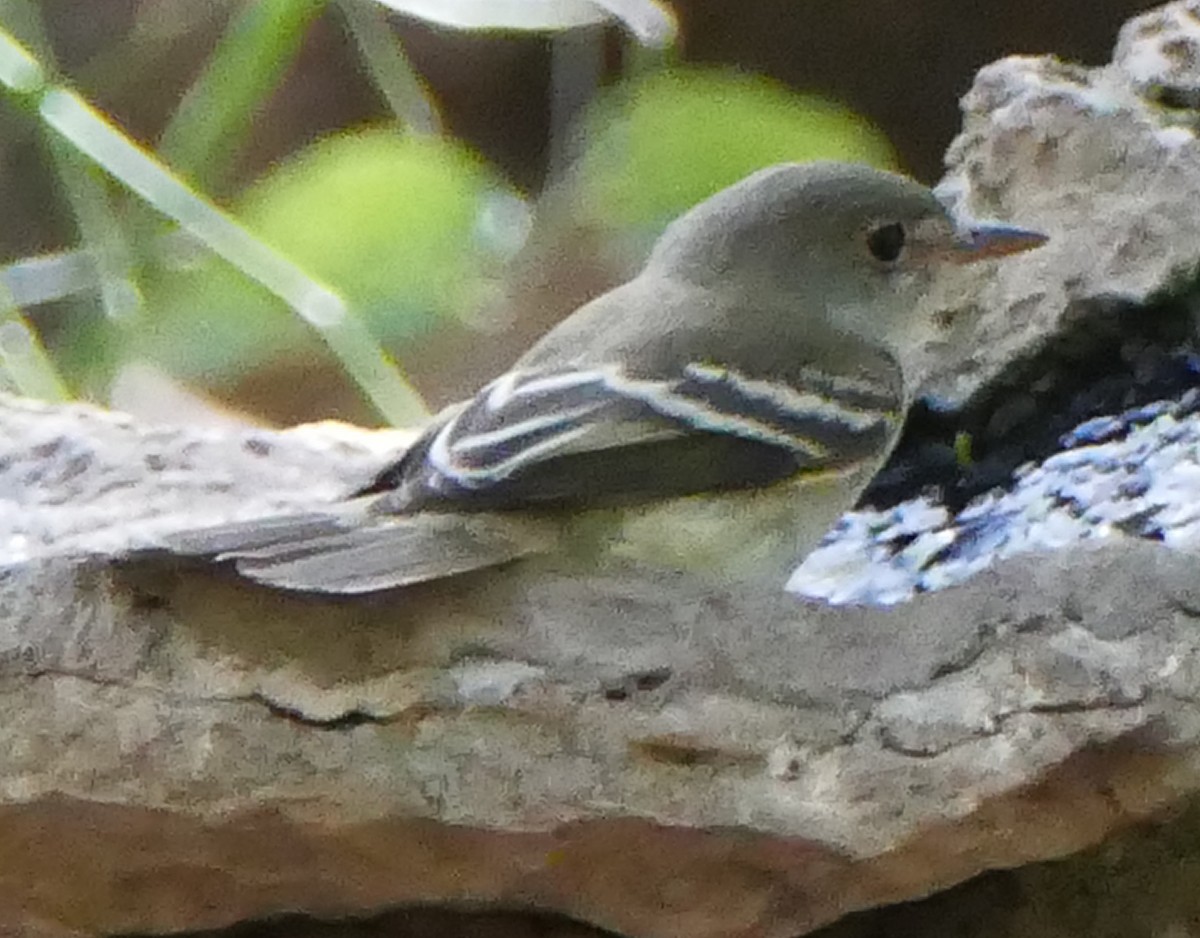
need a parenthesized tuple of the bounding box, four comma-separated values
(169, 161, 1046, 594)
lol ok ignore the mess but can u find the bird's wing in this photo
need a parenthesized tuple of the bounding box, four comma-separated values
(164, 356, 901, 593)
(370, 360, 902, 512)
(166, 359, 902, 594)
(167, 360, 900, 593)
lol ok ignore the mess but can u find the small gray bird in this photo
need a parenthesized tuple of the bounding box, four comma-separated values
(173, 162, 1046, 594)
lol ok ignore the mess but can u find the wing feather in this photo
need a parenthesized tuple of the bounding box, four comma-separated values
(376, 359, 901, 512)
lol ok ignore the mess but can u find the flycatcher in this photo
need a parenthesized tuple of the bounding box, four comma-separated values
(174, 162, 1046, 593)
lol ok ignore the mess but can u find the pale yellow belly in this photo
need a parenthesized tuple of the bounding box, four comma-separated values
(558, 465, 877, 590)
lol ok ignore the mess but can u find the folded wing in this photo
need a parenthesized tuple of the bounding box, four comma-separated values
(370, 360, 901, 512)
(172, 357, 901, 593)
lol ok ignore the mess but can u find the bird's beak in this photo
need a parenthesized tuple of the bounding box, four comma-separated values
(948, 221, 1048, 264)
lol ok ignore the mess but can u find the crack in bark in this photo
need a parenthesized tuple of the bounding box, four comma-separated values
(8, 667, 393, 729)
(876, 696, 1151, 759)
(245, 692, 391, 729)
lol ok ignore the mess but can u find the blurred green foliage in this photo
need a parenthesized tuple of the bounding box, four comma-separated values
(576, 67, 898, 230)
(136, 130, 516, 385)
(0, 1, 900, 423)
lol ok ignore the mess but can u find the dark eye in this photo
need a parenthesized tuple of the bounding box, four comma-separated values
(866, 222, 906, 263)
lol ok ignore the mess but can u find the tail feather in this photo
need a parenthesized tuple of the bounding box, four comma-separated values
(170, 511, 559, 594)
(166, 511, 361, 557)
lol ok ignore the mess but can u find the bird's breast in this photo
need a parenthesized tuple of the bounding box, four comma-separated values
(557, 460, 880, 590)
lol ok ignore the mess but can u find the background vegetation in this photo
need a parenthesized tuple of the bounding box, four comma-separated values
(0, 0, 1154, 426)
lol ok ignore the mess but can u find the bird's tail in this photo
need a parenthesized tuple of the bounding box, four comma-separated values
(165, 509, 559, 594)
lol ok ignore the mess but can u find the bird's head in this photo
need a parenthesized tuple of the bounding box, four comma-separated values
(645, 161, 1046, 382)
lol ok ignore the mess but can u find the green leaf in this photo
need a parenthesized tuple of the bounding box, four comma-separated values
(575, 67, 899, 230)
(141, 129, 524, 385)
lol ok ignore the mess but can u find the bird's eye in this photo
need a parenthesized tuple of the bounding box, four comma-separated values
(866, 222, 906, 263)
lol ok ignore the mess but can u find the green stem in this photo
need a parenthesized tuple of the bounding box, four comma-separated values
(336, 0, 440, 134)
(158, 0, 329, 192)
(0, 26, 429, 424)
